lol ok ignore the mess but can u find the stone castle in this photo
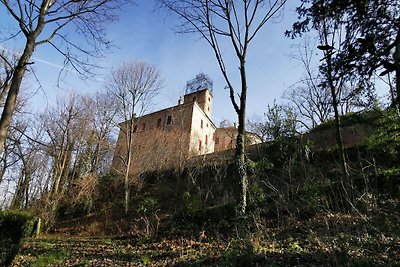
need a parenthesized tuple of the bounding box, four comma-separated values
(112, 74, 261, 175)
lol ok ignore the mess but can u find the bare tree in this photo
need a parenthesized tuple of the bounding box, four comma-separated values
(89, 93, 120, 175)
(108, 61, 163, 214)
(10, 121, 44, 209)
(158, 0, 287, 214)
(4, 91, 118, 220)
(285, 39, 332, 130)
(39, 93, 91, 224)
(313, 18, 350, 179)
(0, 51, 14, 106)
(68, 93, 119, 179)
(0, 0, 132, 153)
(0, 53, 20, 185)
(285, 38, 377, 130)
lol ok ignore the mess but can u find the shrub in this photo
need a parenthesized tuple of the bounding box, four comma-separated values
(0, 210, 37, 266)
(137, 197, 158, 215)
(294, 181, 333, 216)
(248, 181, 266, 209)
(174, 203, 235, 229)
(220, 239, 255, 267)
(32, 249, 68, 267)
(182, 191, 202, 213)
(366, 109, 400, 167)
(375, 168, 400, 196)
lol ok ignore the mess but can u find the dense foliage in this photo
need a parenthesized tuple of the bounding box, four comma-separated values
(0, 210, 37, 266)
(288, 0, 400, 108)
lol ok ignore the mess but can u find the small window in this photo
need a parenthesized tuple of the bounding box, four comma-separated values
(157, 118, 162, 127)
(206, 123, 208, 128)
(142, 123, 146, 131)
(200, 120, 203, 129)
(198, 140, 202, 151)
(215, 137, 220, 145)
(208, 97, 211, 102)
(167, 115, 172, 125)
(205, 135, 208, 145)
(133, 125, 137, 133)
(208, 107, 210, 111)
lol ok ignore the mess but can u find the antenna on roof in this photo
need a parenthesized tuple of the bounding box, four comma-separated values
(185, 73, 213, 94)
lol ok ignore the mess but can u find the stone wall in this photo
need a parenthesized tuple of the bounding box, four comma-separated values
(304, 124, 374, 149)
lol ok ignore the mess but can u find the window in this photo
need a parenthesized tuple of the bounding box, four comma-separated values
(206, 123, 208, 128)
(215, 137, 220, 145)
(142, 123, 146, 131)
(208, 107, 210, 111)
(157, 118, 162, 127)
(193, 97, 197, 102)
(205, 135, 208, 145)
(208, 97, 211, 102)
(200, 119, 203, 129)
(198, 140, 202, 151)
(167, 115, 172, 125)
(133, 125, 137, 133)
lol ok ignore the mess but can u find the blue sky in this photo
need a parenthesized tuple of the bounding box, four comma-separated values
(1, 1, 309, 125)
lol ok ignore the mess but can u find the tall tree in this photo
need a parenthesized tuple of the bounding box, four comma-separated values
(10, 121, 44, 209)
(288, 0, 368, 180)
(0, 51, 14, 105)
(158, 0, 287, 215)
(287, 0, 383, 207)
(5, 92, 118, 217)
(0, 0, 131, 153)
(107, 61, 163, 214)
(285, 38, 332, 129)
(288, 0, 399, 109)
(86, 92, 120, 175)
(40, 93, 90, 224)
(285, 37, 376, 130)
(337, 0, 400, 110)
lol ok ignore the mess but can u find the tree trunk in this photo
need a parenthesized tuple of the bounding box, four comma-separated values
(0, 0, 49, 153)
(234, 60, 248, 215)
(124, 146, 132, 214)
(124, 122, 134, 214)
(331, 91, 348, 178)
(50, 143, 73, 218)
(0, 40, 35, 152)
(11, 172, 25, 209)
(324, 44, 351, 209)
(394, 29, 400, 111)
(324, 39, 349, 179)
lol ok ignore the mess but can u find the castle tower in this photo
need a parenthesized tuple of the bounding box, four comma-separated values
(183, 73, 213, 118)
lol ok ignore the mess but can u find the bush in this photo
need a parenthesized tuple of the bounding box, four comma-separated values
(0, 210, 38, 266)
(174, 203, 235, 229)
(375, 168, 400, 196)
(220, 239, 256, 267)
(294, 181, 334, 216)
(248, 181, 266, 209)
(365, 108, 400, 167)
(137, 197, 158, 215)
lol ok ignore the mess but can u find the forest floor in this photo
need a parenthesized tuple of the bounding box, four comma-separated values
(12, 200, 400, 267)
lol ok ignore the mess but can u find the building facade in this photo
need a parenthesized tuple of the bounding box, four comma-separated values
(112, 74, 261, 175)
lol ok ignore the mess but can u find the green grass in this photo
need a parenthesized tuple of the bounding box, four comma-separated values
(31, 249, 68, 267)
(116, 248, 139, 261)
(33, 240, 56, 250)
(99, 238, 113, 245)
